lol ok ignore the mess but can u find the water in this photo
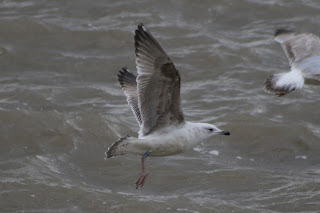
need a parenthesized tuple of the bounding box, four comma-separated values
(1, 0, 320, 212)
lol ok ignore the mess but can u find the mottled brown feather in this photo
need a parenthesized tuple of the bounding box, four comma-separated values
(134, 24, 184, 136)
(118, 67, 142, 125)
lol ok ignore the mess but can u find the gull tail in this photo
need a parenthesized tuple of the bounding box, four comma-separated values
(106, 135, 131, 158)
(264, 70, 304, 96)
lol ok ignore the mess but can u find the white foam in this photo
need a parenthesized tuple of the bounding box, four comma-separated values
(193, 147, 203, 152)
(295, 155, 307, 160)
(209, 150, 219, 156)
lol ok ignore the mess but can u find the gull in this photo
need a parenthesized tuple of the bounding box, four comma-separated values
(106, 24, 230, 189)
(264, 29, 320, 96)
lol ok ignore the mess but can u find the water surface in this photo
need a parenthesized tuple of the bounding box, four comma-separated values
(1, 0, 320, 212)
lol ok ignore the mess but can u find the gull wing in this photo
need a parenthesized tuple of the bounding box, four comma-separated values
(274, 29, 320, 65)
(134, 24, 184, 136)
(118, 67, 142, 126)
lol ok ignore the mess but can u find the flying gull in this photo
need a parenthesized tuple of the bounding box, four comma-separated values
(264, 29, 320, 96)
(106, 24, 230, 188)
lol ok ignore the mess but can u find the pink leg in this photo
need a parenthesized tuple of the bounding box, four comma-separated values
(135, 152, 150, 189)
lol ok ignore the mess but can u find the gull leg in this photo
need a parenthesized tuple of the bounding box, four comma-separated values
(135, 151, 150, 189)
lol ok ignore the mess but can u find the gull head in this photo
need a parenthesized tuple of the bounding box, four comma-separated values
(205, 124, 230, 136)
(194, 123, 230, 140)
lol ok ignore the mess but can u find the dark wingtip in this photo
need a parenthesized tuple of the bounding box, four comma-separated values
(136, 23, 146, 34)
(117, 67, 127, 83)
(134, 24, 146, 56)
(117, 67, 136, 87)
(274, 29, 294, 37)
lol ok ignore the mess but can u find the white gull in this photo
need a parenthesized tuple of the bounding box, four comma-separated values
(106, 24, 230, 188)
(265, 29, 320, 96)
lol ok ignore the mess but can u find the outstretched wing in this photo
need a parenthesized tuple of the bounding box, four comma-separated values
(118, 67, 142, 126)
(134, 24, 184, 136)
(274, 29, 320, 65)
(264, 29, 320, 96)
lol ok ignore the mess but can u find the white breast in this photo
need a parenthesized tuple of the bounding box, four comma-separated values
(137, 123, 202, 157)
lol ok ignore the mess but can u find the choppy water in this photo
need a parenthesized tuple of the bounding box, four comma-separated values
(1, 0, 320, 212)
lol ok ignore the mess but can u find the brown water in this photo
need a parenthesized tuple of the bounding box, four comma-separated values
(1, 0, 320, 212)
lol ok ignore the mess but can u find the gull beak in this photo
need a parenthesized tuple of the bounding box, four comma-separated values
(220, 130, 230, 136)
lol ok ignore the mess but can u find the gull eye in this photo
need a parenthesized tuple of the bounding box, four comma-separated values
(208, 128, 214, 132)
